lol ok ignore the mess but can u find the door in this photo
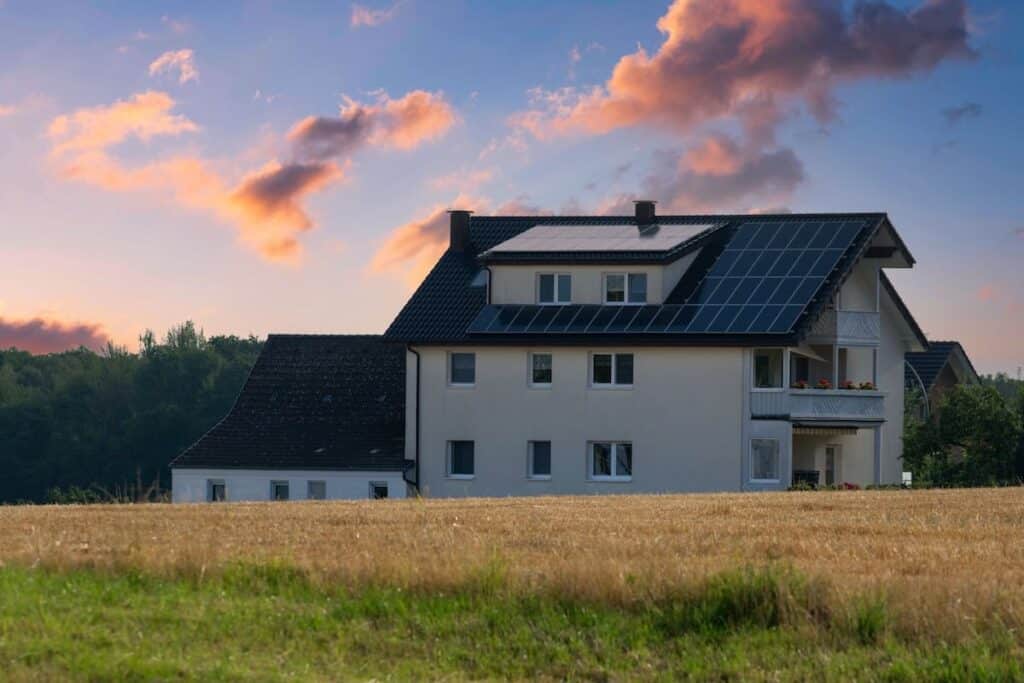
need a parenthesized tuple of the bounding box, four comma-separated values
(824, 445, 841, 486)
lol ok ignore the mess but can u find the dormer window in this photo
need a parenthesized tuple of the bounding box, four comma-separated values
(604, 273, 647, 305)
(538, 273, 571, 304)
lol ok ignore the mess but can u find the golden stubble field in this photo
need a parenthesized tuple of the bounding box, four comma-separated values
(2, 488, 1023, 630)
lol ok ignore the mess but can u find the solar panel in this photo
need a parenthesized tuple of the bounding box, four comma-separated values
(484, 223, 717, 255)
(463, 218, 869, 336)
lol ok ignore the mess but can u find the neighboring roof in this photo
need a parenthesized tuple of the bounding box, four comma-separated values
(386, 212, 908, 346)
(171, 335, 407, 471)
(480, 222, 720, 263)
(905, 340, 980, 391)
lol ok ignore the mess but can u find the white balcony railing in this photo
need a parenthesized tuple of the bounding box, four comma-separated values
(751, 388, 885, 422)
(807, 309, 880, 345)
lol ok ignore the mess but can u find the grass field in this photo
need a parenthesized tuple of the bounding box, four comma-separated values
(2, 488, 1023, 680)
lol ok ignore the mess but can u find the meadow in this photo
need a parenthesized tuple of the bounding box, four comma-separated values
(2, 488, 1023, 680)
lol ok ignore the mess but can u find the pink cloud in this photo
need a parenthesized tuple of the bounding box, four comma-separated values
(0, 104, 15, 117)
(514, 0, 974, 139)
(976, 284, 1000, 302)
(48, 91, 198, 155)
(350, 2, 400, 28)
(0, 316, 109, 354)
(149, 49, 199, 84)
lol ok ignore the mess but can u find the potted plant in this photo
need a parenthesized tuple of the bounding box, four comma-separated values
(791, 379, 809, 389)
(816, 378, 832, 390)
(839, 379, 856, 390)
(859, 381, 876, 390)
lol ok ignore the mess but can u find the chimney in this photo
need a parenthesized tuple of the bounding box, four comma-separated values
(634, 200, 656, 226)
(448, 209, 473, 252)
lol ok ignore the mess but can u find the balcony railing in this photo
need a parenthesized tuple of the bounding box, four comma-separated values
(751, 388, 885, 422)
(807, 309, 880, 345)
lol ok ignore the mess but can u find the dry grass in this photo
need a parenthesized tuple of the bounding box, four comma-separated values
(2, 488, 1024, 637)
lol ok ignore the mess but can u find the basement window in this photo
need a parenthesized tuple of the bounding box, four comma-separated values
(208, 480, 226, 502)
(750, 439, 780, 483)
(447, 440, 475, 478)
(271, 481, 289, 501)
(528, 441, 552, 479)
(307, 480, 326, 500)
(369, 481, 389, 499)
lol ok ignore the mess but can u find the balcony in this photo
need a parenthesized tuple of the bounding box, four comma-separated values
(751, 388, 886, 423)
(807, 309, 880, 346)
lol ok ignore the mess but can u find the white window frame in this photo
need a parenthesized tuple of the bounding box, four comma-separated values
(448, 351, 476, 387)
(749, 438, 781, 483)
(527, 440, 552, 480)
(270, 480, 290, 501)
(590, 352, 634, 388)
(528, 352, 553, 388)
(446, 440, 475, 479)
(752, 348, 787, 392)
(588, 441, 633, 482)
(307, 480, 326, 500)
(207, 479, 226, 502)
(537, 273, 572, 305)
(603, 272, 647, 305)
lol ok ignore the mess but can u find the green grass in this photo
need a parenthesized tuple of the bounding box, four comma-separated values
(0, 564, 1021, 681)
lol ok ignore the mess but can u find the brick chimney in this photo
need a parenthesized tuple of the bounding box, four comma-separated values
(448, 210, 473, 252)
(634, 200, 656, 226)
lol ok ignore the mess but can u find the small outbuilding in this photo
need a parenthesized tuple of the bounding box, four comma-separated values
(171, 335, 409, 502)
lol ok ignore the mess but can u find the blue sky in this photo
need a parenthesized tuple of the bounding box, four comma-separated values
(0, 0, 1021, 374)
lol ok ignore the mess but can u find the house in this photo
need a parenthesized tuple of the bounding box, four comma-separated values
(385, 201, 928, 495)
(171, 200, 931, 501)
(170, 335, 409, 502)
(905, 340, 980, 419)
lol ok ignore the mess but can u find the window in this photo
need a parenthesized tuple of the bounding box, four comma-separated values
(825, 445, 840, 486)
(604, 273, 648, 304)
(750, 439, 780, 482)
(271, 481, 290, 501)
(792, 355, 810, 385)
(369, 481, 389, 499)
(590, 442, 632, 481)
(591, 353, 634, 387)
(449, 352, 476, 386)
(753, 349, 784, 389)
(208, 480, 226, 502)
(528, 441, 552, 479)
(538, 273, 571, 304)
(307, 480, 326, 500)
(530, 353, 552, 386)
(447, 440, 475, 478)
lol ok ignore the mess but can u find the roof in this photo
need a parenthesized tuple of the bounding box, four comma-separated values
(905, 340, 980, 392)
(480, 222, 719, 264)
(386, 212, 908, 346)
(171, 335, 407, 471)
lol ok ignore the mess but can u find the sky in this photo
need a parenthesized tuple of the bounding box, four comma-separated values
(0, 0, 1021, 375)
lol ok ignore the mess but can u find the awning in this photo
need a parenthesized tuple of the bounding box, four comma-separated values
(793, 426, 859, 436)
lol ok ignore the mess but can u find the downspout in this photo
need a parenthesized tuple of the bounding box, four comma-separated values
(407, 345, 422, 495)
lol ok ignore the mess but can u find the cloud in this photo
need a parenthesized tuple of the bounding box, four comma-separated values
(370, 195, 554, 285)
(149, 49, 199, 84)
(161, 15, 191, 34)
(0, 104, 15, 117)
(48, 91, 198, 155)
(0, 317, 109, 354)
(976, 284, 1000, 302)
(351, 2, 400, 28)
(942, 101, 982, 125)
(429, 167, 496, 192)
(225, 161, 345, 263)
(48, 89, 455, 264)
(513, 0, 974, 139)
(288, 90, 457, 161)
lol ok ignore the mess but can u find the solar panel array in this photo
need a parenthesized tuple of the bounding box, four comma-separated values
(467, 219, 868, 336)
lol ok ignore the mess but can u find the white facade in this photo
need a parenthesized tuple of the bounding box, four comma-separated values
(405, 254, 920, 496)
(171, 469, 408, 503)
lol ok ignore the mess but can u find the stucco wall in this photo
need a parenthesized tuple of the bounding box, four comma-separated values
(408, 346, 745, 497)
(171, 469, 408, 502)
(489, 252, 699, 306)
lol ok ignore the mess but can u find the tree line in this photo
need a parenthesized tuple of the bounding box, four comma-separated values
(903, 374, 1024, 487)
(0, 322, 262, 503)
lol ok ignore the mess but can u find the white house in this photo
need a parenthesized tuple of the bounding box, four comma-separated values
(172, 201, 931, 501)
(384, 201, 928, 496)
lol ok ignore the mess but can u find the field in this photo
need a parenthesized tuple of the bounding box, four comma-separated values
(2, 488, 1023, 680)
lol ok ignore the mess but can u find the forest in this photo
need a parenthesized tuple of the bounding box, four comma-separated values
(0, 323, 262, 503)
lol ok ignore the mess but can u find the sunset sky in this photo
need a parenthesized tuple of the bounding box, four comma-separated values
(0, 0, 1021, 374)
